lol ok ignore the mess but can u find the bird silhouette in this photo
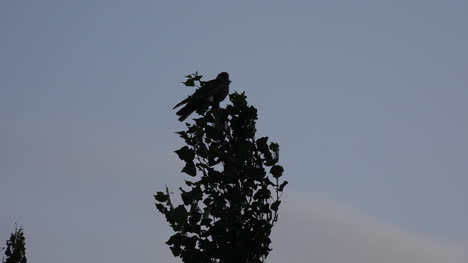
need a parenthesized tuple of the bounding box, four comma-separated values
(173, 72, 231, 122)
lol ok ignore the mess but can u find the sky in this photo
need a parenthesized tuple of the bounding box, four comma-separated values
(1, 0, 467, 262)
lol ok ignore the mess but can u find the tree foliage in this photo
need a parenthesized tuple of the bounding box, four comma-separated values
(2, 226, 26, 263)
(155, 73, 287, 263)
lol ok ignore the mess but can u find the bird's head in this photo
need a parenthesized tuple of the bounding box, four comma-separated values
(217, 72, 231, 83)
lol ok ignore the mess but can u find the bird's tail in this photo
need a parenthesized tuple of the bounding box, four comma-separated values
(173, 96, 190, 109)
(176, 104, 195, 122)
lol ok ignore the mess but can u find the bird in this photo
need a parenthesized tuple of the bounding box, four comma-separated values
(173, 72, 231, 122)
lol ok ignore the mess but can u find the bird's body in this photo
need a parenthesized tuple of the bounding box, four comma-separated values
(173, 72, 231, 121)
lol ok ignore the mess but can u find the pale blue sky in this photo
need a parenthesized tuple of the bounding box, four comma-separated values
(1, 1, 467, 262)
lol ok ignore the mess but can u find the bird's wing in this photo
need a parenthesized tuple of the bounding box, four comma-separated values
(173, 76, 227, 111)
(192, 79, 218, 98)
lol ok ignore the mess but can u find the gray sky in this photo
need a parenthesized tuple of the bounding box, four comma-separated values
(1, 1, 467, 262)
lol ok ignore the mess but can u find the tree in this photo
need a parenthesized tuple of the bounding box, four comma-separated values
(155, 73, 287, 263)
(2, 226, 27, 263)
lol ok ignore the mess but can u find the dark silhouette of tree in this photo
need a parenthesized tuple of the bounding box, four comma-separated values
(155, 73, 287, 263)
(2, 226, 27, 263)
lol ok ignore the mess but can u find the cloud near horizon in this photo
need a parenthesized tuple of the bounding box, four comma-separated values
(269, 191, 467, 263)
(1, 120, 466, 263)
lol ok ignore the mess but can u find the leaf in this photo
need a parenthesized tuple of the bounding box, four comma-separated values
(256, 137, 269, 154)
(172, 205, 188, 224)
(181, 190, 192, 205)
(181, 161, 196, 176)
(167, 233, 183, 256)
(253, 188, 270, 200)
(189, 209, 202, 226)
(192, 187, 203, 201)
(246, 166, 266, 179)
(271, 200, 281, 211)
(264, 158, 277, 167)
(279, 180, 288, 191)
(194, 117, 207, 126)
(201, 217, 212, 226)
(176, 130, 190, 142)
(270, 165, 284, 178)
(154, 191, 168, 202)
(205, 126, 221, 140)
(269, 142, 279, 153)
(185, 79, 196, 87)
(169, 245, 181, 257)
(229, 92, 248, 107)
(175, 146, 195, 162)
(196, 142, 208, 158)
(155, 203, 166, 213)
(184, 180, 193, 186)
